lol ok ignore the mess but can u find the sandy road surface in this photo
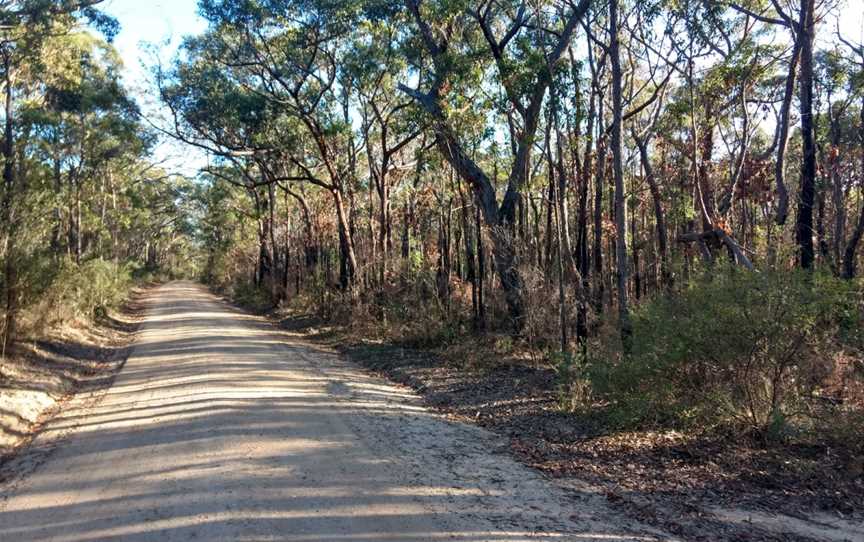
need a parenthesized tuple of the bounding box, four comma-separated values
(0, 282, 666, 541)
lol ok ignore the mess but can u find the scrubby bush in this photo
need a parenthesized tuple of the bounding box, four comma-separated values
(583, 268, 863, 438)
(26, 258, 134, 333)
(552, 349, 593, 412)
(232, 279, 276, 312)
(520, 264, 579, 353)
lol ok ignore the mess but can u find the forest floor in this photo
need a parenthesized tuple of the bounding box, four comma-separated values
(273, 311, 864, 542)
(0, 288, 147, 461)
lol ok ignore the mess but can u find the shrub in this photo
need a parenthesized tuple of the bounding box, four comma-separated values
(584, 268, 863, 437)
(552, 349, 592, 412)
(232, 280, 275, 312)
(28, 258, 133, 332)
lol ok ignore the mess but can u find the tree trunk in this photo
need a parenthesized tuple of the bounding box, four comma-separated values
(593, 138, 607, 313)
(609, 0, 632, 348)
(458, 183, 480, 330)
(774, 35, 804, 226)
(545, 162, 556, 275)
(428, 126, 527, 331)
(50, 139, 63, 257)
(476, 200, 486, 331)
(795, 0, 816, 270)
(1, 57, 15, 355)
(74, 176, 82, 264)
(697, 100, 717, 232)
(333, 188, 358, 289)
(635, 133, 671, 287)
(551, 105, 576, 276)
(378, 177, 390, 283)
(435, 201, 452, 306)
(825, 96, 844, 271)
(553, 172, 568, 355)
(267, 182, 279, 301)
(573, 63, 591, 346)
(576, 158, 590, 344)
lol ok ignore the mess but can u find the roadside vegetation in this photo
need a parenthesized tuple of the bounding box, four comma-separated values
(174, 0, 864, 451)
(0, 2, 196, 350)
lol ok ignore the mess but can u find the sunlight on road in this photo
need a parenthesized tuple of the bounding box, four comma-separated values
(0, 283, 665, 542)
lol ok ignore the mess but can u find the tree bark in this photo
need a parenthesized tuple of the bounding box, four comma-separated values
(593, 137, 607, 313)
(401, 0, 591, 332)
(795, 0, 816, 270)
(333, 188, 358, 290)
(634, 132, 671, 287)
(1, 53, 16, 355)
(609, 0, 632, 348)
(774, 35, 804, 226)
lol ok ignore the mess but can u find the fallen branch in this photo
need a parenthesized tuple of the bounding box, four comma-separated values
(677, 229, 755, 271)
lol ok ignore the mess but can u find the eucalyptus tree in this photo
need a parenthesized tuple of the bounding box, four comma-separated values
(0, 0, 115, 350)
(608, 0, 631, 344)
(727, 0, 835, 272)
(193, 0, 369, 290)
(158, 35, 294, 298)
(345, 15, 424, 284)
(399, 0, 592, 331)
(795, 0, 818, 269)
(620, 1, 758, 273)
(150, 0, 864, 365)
(836, 32, 864, 279)
(29, 31, 183, 268)
(35, 32, 144, 263)
(809, 49, 849, 269)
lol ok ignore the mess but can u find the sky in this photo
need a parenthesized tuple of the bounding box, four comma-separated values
(98, 0, 864, 178)
(101, 0, 208, 176)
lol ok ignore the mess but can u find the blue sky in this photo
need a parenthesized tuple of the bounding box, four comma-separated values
(103, 0, 206, 87)
(101, 0, 208, 175)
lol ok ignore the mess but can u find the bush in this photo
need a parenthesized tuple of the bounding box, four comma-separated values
(584, 268, 863, 438)
(232, 280, 275, 312)
(28, 258, 133, 333)
(552, 349, 593, 412)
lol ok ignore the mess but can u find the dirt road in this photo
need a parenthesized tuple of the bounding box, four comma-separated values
(0, 282, 665, 541)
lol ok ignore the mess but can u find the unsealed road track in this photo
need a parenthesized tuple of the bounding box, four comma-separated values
(0, 282, 662, 541)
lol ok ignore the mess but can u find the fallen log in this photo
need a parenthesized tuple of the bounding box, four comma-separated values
(677, 228, 755, 271)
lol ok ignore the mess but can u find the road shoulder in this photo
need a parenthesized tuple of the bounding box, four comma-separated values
(0, 287, 148, 500)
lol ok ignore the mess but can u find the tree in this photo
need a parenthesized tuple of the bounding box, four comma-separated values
(837, 32, 864, 279)
(609, 0, 631, 346)
(0, 0, 115, 352)
(400, 0, 592, 331)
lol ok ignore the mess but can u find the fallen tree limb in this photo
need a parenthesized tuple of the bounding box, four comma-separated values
(677, 229, 755, 271)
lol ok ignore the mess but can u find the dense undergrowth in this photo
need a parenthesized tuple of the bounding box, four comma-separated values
(579, 269, 864, 449)
(7, 258, 183, 344)
(0, 256, 153, 459)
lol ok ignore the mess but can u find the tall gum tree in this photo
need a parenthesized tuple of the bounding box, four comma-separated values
(192, 0, 366, 289)
(399, 0, 592, 331)
(837, 32, 864, 279)
(0, 0, 115, 352)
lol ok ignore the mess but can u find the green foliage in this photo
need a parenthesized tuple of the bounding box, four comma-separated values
(232, 281, 275, 312)
(30, 259, 133, 332)
(551, 349, 592, 413)
(582, 268, 862, 437)
(823, 410, 864, 455)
